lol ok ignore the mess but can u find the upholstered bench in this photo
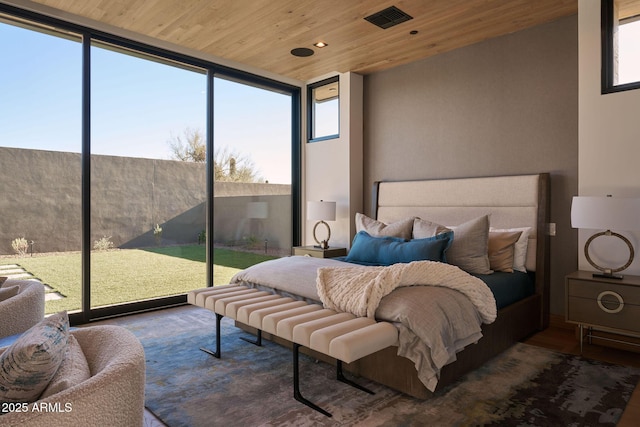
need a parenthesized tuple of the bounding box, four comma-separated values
(188, 285, 398, 417)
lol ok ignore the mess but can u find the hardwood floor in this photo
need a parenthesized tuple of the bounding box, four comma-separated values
(524, 318, 640, 426)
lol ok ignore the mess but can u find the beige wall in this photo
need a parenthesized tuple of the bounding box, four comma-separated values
(578, 1, 640, 275)
(363, 15, 579, 315)
(303, 72, 363, 249)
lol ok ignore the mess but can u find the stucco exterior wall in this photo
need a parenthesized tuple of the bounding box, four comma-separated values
(0, 147, 291, 255)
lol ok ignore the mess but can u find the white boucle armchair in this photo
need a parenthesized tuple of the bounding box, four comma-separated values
(0, 325, 146, 427)
(0, 278, 45, 339)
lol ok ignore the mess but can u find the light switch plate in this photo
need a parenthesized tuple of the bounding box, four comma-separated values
(546, 223, 556, 236)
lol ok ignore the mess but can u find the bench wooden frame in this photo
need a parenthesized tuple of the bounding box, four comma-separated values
(188, 284, 398, 417)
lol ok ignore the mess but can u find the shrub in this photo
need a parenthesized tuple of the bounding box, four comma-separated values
(11, 237, 30, 256)
(153, 224, 163, 245)
(243, 235, 261, 249)
(93, 236, 114, 251)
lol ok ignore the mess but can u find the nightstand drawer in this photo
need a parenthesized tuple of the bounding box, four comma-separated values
(567, 280, 640, 305)
(567, 279, 640, 334)
(567, 296, 640, 333)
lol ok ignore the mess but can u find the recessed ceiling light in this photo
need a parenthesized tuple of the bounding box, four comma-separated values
(314, 41, 328, 48)
(291, 47, 314, 57)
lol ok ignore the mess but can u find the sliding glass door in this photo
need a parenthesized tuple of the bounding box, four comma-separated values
(212, 77, 293, 285)
(0, 18, 83, 314)
(0, 6, 300, 321)
(89, 42, 208, 310)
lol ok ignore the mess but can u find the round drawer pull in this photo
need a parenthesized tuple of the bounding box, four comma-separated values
(597, 290, 624, 314)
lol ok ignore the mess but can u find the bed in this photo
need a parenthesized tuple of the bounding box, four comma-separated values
(231, 173, 550, 399)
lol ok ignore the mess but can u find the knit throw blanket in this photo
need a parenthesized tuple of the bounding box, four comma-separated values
(316, 260, 497, 323)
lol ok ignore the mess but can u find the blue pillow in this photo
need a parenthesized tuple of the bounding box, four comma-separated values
(345, 231, 453, 266)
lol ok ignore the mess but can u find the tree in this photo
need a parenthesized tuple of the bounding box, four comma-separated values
(168, 128, 263, 182)
(213, 146, 262, 183)
(168, 128, 206, 162)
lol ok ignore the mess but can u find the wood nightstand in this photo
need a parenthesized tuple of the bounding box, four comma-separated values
(292, 246, 347, 258)
(566, 270, 640, 352)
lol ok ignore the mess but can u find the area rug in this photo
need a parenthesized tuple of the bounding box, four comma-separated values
(111, 306, 640, 427)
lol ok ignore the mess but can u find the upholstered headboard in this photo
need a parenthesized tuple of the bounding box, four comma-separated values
(372, 174, 550, 319)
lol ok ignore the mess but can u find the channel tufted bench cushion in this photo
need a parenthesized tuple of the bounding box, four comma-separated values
(188, 286, 399, 360)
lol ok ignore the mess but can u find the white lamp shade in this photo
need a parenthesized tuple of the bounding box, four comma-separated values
(307, 201, 336, 221)
(571, 196, 640, 231)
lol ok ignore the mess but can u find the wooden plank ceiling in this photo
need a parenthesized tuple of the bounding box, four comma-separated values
(29, 0, 577, 81)
(618, 0, 640, 19)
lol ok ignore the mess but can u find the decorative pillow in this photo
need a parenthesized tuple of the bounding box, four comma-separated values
(0, 285, 20, 303)
(412, 218, 451, 238)
(0, 311, 69, 403)
(355, 213, 414, 240)
(488, 231, 522, 273)
(39, 334, 91, 399)
(445, 215, 492, 275)
(346, 230, 453, 266)
(490, 227, 531, 272)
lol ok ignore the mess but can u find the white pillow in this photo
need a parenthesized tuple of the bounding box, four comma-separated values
(489, 227, 531, 272)
(412, 218, 451, 238)
(355, 213, 414, 240)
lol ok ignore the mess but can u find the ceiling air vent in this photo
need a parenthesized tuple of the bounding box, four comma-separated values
(364, 6, 413, 29)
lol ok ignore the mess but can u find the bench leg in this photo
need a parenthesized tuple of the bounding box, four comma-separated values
(336, 360, 374, 395)
(293, 343, 332, 418)
(239, 329, 262, 347)
(200, 313, 223, 358)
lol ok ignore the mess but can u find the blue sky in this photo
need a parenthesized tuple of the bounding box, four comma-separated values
(0, 21, 292, 184)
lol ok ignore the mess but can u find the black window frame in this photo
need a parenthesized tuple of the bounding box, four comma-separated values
(307, 75, 340, 142)
(602, 0, 640, 93)
(0, 3, 302, 324)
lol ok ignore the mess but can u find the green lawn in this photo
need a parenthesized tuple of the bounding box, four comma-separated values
(0, 246, 276, 314)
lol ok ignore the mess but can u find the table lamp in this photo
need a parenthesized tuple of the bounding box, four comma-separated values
(307, 200, 336, 249)
(571, 195, 640, 279)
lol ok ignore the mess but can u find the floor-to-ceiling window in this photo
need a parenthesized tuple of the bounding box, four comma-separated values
(212, 77, 293, 285)
(0, 18, 83, 314)
(0, 6, 300, 322)
(90, 42, 208, 310)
